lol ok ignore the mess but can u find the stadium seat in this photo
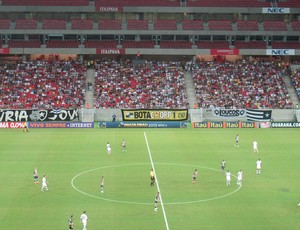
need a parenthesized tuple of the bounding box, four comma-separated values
(8, 40, 40, 48)
(0, 19, 10, 29)
(197, 41, 230, 49)
(236, 20, 259, 31)
(94, 0, 180, 7)
(121, 41, 154, 48)
(271, 41, 300, 49)
(42, 19, 67, 30)
(182, 20, 204, 30)
(127, 20, 149, 30)
(15, 19, 37, 30)
(186, 0, 271, 7)
(208, 20, 232, 31)
(71, 19, 93, 30)
(263, 20, 287, 31)
(84, 40, 117, 48)
(159, 41, 192, 49)
(46, 40, 79, 48)
(154, 20, 177, 30)
(277, 0, 300, 7)
(234, 41, 266, 49)
(98, 19, 121, 30)
(2, 0, 89, 6)
(291, 20, 300, 31)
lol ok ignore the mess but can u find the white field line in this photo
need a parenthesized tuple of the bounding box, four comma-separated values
(144, 132, 170, 230)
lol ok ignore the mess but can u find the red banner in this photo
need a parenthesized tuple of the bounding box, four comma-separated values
(0, 48, 10, 54)
(96, 48, 125, 55)
(0, 122, 26, 128)
(210, 49, 239, 55)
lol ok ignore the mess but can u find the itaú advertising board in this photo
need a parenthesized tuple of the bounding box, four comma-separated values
(192, 121, 257, 128)
(122, 109, 188, 121)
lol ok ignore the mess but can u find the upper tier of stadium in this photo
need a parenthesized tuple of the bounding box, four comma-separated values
(1, 0, 300, 8)
(0, 0, 299, 57)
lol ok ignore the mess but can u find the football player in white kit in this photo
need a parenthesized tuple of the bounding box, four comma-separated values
(80, 211, 88, 230)
(253, 140, 259, 153)
(237, 170, 243, 185)
(106, 142, 112, 155)
(226, 170, 231, 186)
(41, 175, 48, 192)
(256, 158, 262, 174)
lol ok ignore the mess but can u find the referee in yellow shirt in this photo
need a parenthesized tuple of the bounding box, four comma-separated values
(150, 169, 155, 186)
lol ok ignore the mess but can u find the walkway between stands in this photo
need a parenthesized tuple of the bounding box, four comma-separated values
(84, 68, 95, 108)
(283, 75, 300, 106)
(184, 71, 197, 108)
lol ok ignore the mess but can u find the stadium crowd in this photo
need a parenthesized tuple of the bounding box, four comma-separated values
(0, 60, 86, 109)
(93, 60, 189, 109)
(0, 58, 298, 110)
(192, 60, 293, 109)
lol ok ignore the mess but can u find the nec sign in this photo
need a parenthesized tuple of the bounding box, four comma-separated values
(262, 8, 290, 14)
(266, 49, 295, 56)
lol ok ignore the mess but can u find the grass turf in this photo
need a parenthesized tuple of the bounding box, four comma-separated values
(0, 127, 299, 230)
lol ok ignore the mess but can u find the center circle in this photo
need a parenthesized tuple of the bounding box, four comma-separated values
(71, 163, 241, 205)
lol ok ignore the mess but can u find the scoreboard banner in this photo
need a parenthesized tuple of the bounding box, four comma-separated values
(121, 109, 188, 121)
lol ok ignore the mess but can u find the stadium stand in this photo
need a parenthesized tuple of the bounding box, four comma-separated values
(71, 19, 93, 30)
(291, 20, 300, 31)
(236, 20, 259, 31)
(46, 40, 79, 48)
(208, 20, 232, 31)
(42, 19, 67, 30)
(0, 0, 299, 113)
(186, 0, 271, 7)
(182, 20, 204, 30)
(192, 61, 293, 109)
(93, 60, 189, 109)
(290, 69, 300, 100)
(8, 40, 40, 48)
(94, 0, 180, 7)
(0, 60, 86, 109)
(121, 41, 154, 48)
(127, 20, 149, 30)
(235, 41, 266, 49)
(277, 0, 300, 7)
(263, 20, 287, 31)
(197, 41, 230, 49)
(0, 19, 10, 30)
(159, 41, 193, 49)
(271, 41, 300, 49)
(98, 19, 121, 30)
(2, 0, 89, 6)
(154, 20, 177, 30)
(15, 19, 38, 30)
(84, 40, 117, 48)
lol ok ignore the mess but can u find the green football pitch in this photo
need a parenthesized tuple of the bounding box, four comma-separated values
(0, 127, 299, 230)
